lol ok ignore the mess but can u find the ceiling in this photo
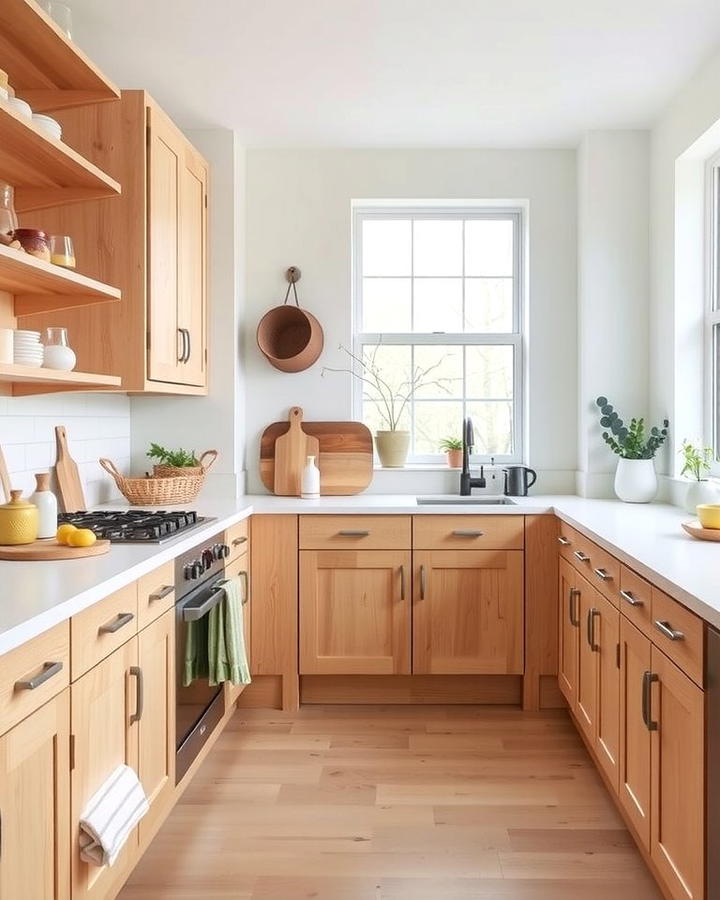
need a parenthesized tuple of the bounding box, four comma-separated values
(71, 0, 720, 147)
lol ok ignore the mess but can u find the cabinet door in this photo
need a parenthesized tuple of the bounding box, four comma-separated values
(650, 647, 704, 900)
(138, 610, 175, 850)
(558, 557, 579, 705)
(224, 550, 251, 705)
(177, 144, 208, 388)
(594, 590, 620, 792)
(576, 578, 597, 741)
(300, 550, 411, 675)
(619, 616, 652, 849)
(0, 690, 70, 900)
(413, 550, 524, 675)
(147, 104, 182, 384)
(71, 638, 139, 900)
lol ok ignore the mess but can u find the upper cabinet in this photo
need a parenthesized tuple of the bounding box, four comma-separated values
(19, 91, 209, 394)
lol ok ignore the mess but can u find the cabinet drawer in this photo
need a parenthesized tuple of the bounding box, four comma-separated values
(300, 516, 411, 550)
(619, 566, 653, 637)
(226, 518, 250, 561)
(584, 541, 621, 608)
(651, 588, 704, 687)
(0, 622, 70, 736)
(557, 521, 578, 562)
(71, 583, 138, 681)
(137, 560, 175, 630)
(413, 515, 524, 550)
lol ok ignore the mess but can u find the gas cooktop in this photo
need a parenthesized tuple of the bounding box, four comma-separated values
(56, 509, 215, 544)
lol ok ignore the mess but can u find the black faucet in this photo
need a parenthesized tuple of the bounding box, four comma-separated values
(460, 416, 486, 496)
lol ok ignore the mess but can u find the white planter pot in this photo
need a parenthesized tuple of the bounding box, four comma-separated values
(685, 479, 720, 515)
(614, 458, 658, 503)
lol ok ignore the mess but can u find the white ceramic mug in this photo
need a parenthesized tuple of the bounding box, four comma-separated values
(0, 328, 12, 364)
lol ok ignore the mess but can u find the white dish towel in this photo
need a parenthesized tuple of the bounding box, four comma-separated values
(79, 764, 149, 867)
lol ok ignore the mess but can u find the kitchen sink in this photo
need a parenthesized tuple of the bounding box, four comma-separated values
(415, 495, 517, 505)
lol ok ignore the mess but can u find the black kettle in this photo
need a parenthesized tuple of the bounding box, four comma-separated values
(503, 465, 537, 497)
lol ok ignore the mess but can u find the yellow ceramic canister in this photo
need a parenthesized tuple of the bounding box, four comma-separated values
(0, 490, 39, 545)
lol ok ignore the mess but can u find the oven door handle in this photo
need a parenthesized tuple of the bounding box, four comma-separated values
(182, 587, 226, 622)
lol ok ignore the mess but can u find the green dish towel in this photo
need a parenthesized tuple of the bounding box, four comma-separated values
(208, 575, 251, 687)
(183, 614, 209, 687)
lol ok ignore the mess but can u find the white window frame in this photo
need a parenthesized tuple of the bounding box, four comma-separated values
(351, 205, 525, 466)
(705, 152, 720, 472)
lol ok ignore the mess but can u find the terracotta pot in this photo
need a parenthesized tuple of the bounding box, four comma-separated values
(375, 431, 410, 468)
(446, 449, 463, 468)
(256, 305, 324, 373)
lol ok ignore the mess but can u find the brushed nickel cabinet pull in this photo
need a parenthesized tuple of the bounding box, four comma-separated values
(15, 660, 63, 691)
(573, 550, 590, 563)
(642, 671, 659, 731)
(558, 536, 571, 546)
(129, 666, 144, 724)
(240, 570, 249, 605)
(569, 587, 580, 627)
(149, 585, 174, 603)
(419, 565, 427, 600)
(452, 529, 485, 537)
(98, 612, 134, 635)
(232, 536, 248, 547)
(620, 589, 643, 607)
(338, 530, 370, 537)
(654, 620, 685, 642)
(594, 568, 612, 582)
(587, 608, 600, 651)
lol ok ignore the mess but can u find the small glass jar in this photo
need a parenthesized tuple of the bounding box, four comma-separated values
(43, 327, 76, 371)
(0, 184, 18, 238)
(49, 234, 76, 269)
(14, 228, 50, 261)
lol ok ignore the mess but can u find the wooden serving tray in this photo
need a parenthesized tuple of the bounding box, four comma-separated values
(682, 521, 720, 542)
(260, 420, 373, 496)
(0, 539, 110, 560)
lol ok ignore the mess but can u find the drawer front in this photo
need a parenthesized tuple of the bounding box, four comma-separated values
(0, 622, 70, 736)
(619, 566, 653, 637)
(651, 588, 704, 687)
(557, 521, 578, 563)
(300, 516, 411, 550)
(71, 583, 138, 681)
(413, 515, 524, 550)
(137, 560, 175, 630)
(585, 541, 621, 608)
(226, 518, 250, 562)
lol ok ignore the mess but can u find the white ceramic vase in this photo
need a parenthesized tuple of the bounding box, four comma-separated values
(300, 454, 320, 499)
(685, 479, 720, 515)
(375, 431, 410, 468)
(29, 472, 58, 539)
(614, 457, 658, 503)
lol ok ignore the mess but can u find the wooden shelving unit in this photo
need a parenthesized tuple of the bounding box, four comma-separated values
(0, 0, 120, 111)
(0, 244, 120, 315)
(0, 363, 121, 396)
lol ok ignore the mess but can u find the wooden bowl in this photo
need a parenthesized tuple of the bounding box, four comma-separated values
(256, 305, 324, 373)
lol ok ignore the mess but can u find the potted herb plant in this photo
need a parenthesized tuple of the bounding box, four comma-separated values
(147, 443, 218, 478)
(596, 397, 669, 503)
(440, 436, 463, 468)
(679, 440, 719, 514)
(322, 344, 451, 468)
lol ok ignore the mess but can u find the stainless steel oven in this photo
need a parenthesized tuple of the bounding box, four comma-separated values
(174, 532, 231, 783)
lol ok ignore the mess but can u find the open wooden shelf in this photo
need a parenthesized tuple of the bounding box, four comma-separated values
(0, 363, 121, 396)
(0, 101, 120, 212)
(0, 0, 120, 112)
(0, 244, 120, 315)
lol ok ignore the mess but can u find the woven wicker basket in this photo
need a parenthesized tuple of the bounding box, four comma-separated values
(152, 449, 218, 479)
(99, 458, 206, 506)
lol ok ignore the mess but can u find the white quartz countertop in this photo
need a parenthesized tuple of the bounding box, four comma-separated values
(0, 491, 717, 656)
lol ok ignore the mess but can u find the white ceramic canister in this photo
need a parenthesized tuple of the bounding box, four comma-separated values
(685, 479, 720, 514)
(301, 455, 321, 499)
(0, 328, 12, 364)
(30, 472, 58, 539)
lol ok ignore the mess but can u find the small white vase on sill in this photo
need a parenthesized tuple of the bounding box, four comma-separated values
(685, 479, 720, 515)
(301, 455, 320, 500)
(614, 457, 658, 503)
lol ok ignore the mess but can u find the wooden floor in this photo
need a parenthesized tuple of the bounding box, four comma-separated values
(119, 705, 662, 900)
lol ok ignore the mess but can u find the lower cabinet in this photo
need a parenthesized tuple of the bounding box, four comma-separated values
(0, 689, 70, 900)
(558, 557, 579, 703)
(300, 550, 411, 674)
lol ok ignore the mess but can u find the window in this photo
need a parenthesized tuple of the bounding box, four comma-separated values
(352, 206, 524, 464)
(706, 154, 720, 466)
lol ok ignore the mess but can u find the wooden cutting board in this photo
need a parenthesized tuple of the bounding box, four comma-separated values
(261, 419, 373, 496)
(273, 407, 320, 496)
(682, 520, 720, 542)
(54, 425, 86, 513)
(0, 539, 110, 560)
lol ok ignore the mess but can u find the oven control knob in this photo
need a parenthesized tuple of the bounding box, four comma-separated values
(212, 543, 223, 560)
(201, 548, 214, 570)
(183, 564, 194, 581)
(221, 543, 230, 559)
(191, 560, 204, 580)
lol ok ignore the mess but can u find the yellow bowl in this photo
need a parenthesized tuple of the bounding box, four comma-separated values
(697, 504, 720, 529)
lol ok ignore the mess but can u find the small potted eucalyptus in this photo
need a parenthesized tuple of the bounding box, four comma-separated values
(439, 436, 463, 468)
(596, 397, 669, 503)
(680, 440, 719, 514)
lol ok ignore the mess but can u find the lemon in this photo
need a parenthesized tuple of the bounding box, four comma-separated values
(68, 528, 97, 548)
(56, 523, 77, 545)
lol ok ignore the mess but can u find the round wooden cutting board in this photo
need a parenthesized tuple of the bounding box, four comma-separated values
(681, 521, 720, 542)
(0, 539, 111, 560)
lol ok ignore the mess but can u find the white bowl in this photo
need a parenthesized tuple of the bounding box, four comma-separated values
(32, 114, 62, 140)
(14, 352, 44, 361)
(14, 330, 41, 339)
(14, 358, 43, 368)
(8, 97, 32, 120)
(14, 336, 41, 343)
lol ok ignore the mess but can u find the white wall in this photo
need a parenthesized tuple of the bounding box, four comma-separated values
(130, 129, 248, 499)
(244, 148, 578, 494)
(0, 392, 129, 506)
(576, 131, 650, 497)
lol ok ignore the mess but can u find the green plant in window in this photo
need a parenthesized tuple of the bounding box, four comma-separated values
(439, 436, 463, 451)
(595, 397, 669, 459)
(679, 440, 713, 481)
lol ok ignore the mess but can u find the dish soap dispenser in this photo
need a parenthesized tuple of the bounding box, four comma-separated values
(30, 472, 58, 539)
(301, 455, 320, 500)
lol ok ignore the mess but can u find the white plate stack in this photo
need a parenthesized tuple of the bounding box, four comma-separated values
(13, 330, 44, 367)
